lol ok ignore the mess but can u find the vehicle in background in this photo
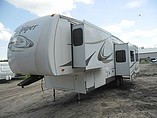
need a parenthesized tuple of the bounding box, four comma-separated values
(151, 58, 157, 63)
(0, 62, 15, 81)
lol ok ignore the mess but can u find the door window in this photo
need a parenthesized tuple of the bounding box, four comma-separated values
(116, 50, 126, 62)
(73, 28, 83, 46)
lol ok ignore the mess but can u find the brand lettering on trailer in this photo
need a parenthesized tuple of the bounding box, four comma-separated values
(19, 25, 38, 34)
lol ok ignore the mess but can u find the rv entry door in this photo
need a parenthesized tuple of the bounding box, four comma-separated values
(115, 43, 130, 76)
(72, 24, 86, 68)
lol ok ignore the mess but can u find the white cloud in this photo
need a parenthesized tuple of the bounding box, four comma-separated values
(0, 23, 11, 60)
(103, 20, 157, 48)
(0, 47, 7, 60)
(0, 23, 12, 41)
(104, 20, 135, 33)
(6, 0, 94, 16)
(75, 0, 94, 4)
(126, 0, 146, 8)
(119, 28, 157, 48)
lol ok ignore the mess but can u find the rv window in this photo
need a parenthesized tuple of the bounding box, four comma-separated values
(73, 28, 83, 46)
(135, 50, 138, 61)
(116, 50, 126, 62)
(130, 51, 134, 62)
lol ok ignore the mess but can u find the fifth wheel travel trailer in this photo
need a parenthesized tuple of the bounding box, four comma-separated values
(8, 14, 139, 94)
(0, 62, 14, 81)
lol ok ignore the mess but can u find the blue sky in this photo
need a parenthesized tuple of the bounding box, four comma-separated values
(0, 0, 157, 60)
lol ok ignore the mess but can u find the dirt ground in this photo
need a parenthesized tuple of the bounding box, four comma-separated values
(0, 64, 157, 118)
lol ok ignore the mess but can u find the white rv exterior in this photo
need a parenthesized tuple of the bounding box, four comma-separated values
(8, 14, 139, 93)
(0, 62, 14, 80)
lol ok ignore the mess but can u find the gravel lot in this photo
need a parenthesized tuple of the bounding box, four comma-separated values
(0, 64, 157, 118)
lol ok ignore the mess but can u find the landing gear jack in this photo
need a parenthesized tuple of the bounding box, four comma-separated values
(115, 76, 123, 87)
(53, 89, 55, 101)
(78, 93, 81, 105)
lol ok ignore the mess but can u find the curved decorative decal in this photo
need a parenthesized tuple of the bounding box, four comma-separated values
(60, 61, 72, 67)
(98, 40, 113, 63)
(60, 52, 96, 67)
(8, 35, 34, 52)
(86, 51, 96, 65)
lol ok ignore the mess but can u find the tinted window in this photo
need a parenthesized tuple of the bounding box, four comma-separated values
(116, 50, 126, 62)
(73, 28, 83, 46)
(130, 51, 135, 62)
(135, 50, 138, 61)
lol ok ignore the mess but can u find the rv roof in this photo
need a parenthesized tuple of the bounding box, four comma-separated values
(111, 35, 124, 43)
(60, 14, 123, 44)
(60, 15, 82, 24)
